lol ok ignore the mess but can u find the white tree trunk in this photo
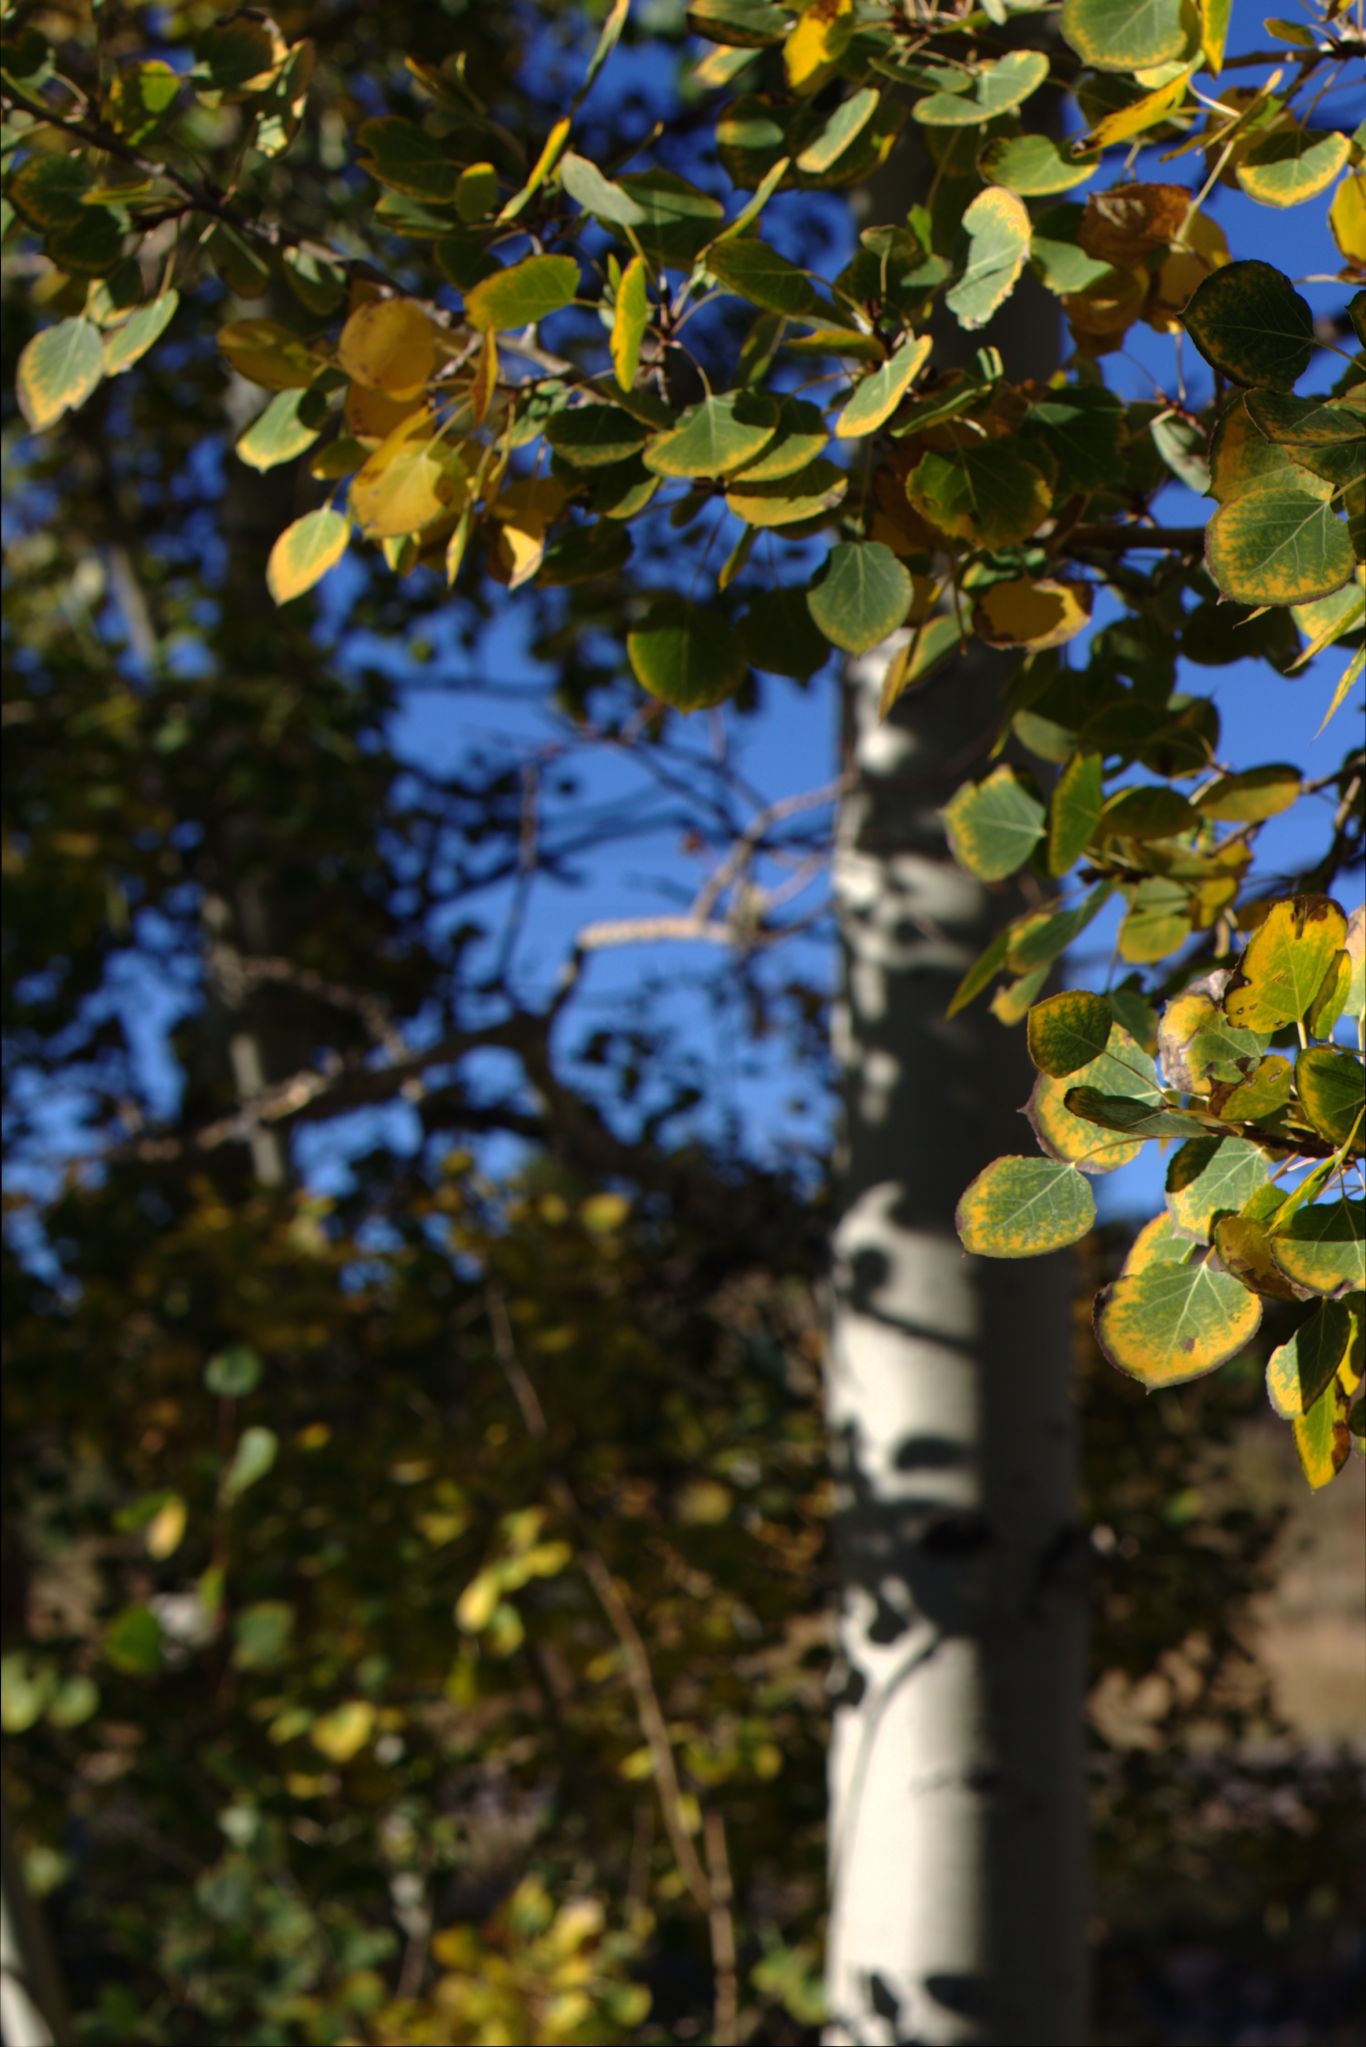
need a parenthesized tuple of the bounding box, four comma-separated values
(824, 642, 1088, 2045)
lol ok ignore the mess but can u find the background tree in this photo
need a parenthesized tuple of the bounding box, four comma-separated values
(3, 2, 1364, 2044)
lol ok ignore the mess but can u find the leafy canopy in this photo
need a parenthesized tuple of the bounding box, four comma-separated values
(4, 0, 1364, 1478)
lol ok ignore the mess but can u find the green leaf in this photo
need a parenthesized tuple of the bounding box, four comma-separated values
(1027, 991, 1112, 1077)
(1095, 1258, 1262, 1388)
(267, 509, 350, 604)
(731, 398, 828, 479)
(643, 393, 780, 478)
(956, 1157, 1096, 1257)
(222, 1424, 278, 1501)
(560, 151, 647, 227)
(237, 385, 330, 472)
(1020, 386, 1126, 492)
(1061, 0, 1194, 71)
(1225, 895, 1349, 1031)
(738, 587, 832, 681)
(1206, 485, 1353, 606)
(1008, 881, 1115, 973)
(725, 457, 848, 527)
(796, 87, 881, 174)
(979, 132, 1096, 197)
(835, 334, 931, 439)
(1047, 750, 1104, 875)
(9, 151, 94, 229)
(628, 596, 748, 710)
(1028, 1022, 1161, 1175)
(1295, 1047, 1364, 1149)
(1166, 1136, 1270, 1239)
(914, 50, 1048, 126)
(806, 541, 912, 654)
(611, 255, 650, 390)
(687, 0, 789, 46)
(218, 318, 319, 391)
(1065, 1090, 1217, 1140)
(105, 1604, 164, 1676)
(942, 766, 1046, 882)
(205, 1346, 263, 1397)
(1237, 125, 1351, 209)
(465, 254, 580, 332)
(101, 290, 180, 378)
(547, 404, 651, 469)
(1266, 1299, 1358, 1419)
(1292, 1377, 1352, 1489)
(1097, 786, 1200, 841)
(1196, 766, 1300, 822)
(1271, 1197, 1365, 1298)
(908, 443, 1051, 547)
(1182, 260, 1315, 391)
(357, 116, 458, 201)
(945, 186, 1031, 331)
(706, 237, 826, 320)
(233, 1601, 295, 1671)
(15, 317, 104, 430)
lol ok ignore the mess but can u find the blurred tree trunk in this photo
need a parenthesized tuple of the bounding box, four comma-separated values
(1, 1794, 68, 2047)
(824, 138, 1089, 2046)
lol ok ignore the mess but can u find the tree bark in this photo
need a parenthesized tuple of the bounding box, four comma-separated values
(825, 119, 1088, 2042)
(825, 643, 1088, 2045)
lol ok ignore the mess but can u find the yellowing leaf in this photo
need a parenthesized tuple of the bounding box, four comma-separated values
(835, 334, 931, 439)
(337, 298, 437, 399)
(1096, 1257, 1262, 1388)
(975, 578, 1091, 651)
(266, 508, 350, 603)
(956, 1157, 1096, 1258)
(1292, 1377, 1352, 1488)
(945, 186, 1031, 331)
(345, 380, 425, 445)
(218, 318, 320, 390)
(1267, 1301, 1357, 1418)
(1224, 895, 1349, 1030)
(310, 1700, 375, 1763)
(1080, 65, 1194, 150)
(16, 317, 104, 430)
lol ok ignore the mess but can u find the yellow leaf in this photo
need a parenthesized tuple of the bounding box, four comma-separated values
(499, 115, 572, 221)
(145, 1495, 187, 1559)
(337, 298, 437, 399)
(784, 0, 853, 97)
(350, 412, 462, 538)
(974, 577, 1092, 650)
(1081, 65, 1194, 151)
(310, 1700, 375, 1763)
(1330, 171, 1366, 271)
(611, 254, 649, 392)
(345, 380, 424, 445)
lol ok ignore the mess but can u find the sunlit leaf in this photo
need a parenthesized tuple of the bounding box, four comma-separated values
(1095, 1257, 1261, 1388)
(1027, 991, 1112, 1078)
(1271, 1197, 1365, 1298)
(1266, 1299, 1358, 1419)
(1224, 895, 1349, 1030)
(807, 540, 912, 654)
(956, 1156, 1095, 1258)
(1166, 1136, 1269, 1240)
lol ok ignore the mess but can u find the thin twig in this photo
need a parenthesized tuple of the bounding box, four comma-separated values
(483, 1288, 740, 2042)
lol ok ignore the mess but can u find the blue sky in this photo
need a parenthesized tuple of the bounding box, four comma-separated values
(352, 14, 1365, 1219)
